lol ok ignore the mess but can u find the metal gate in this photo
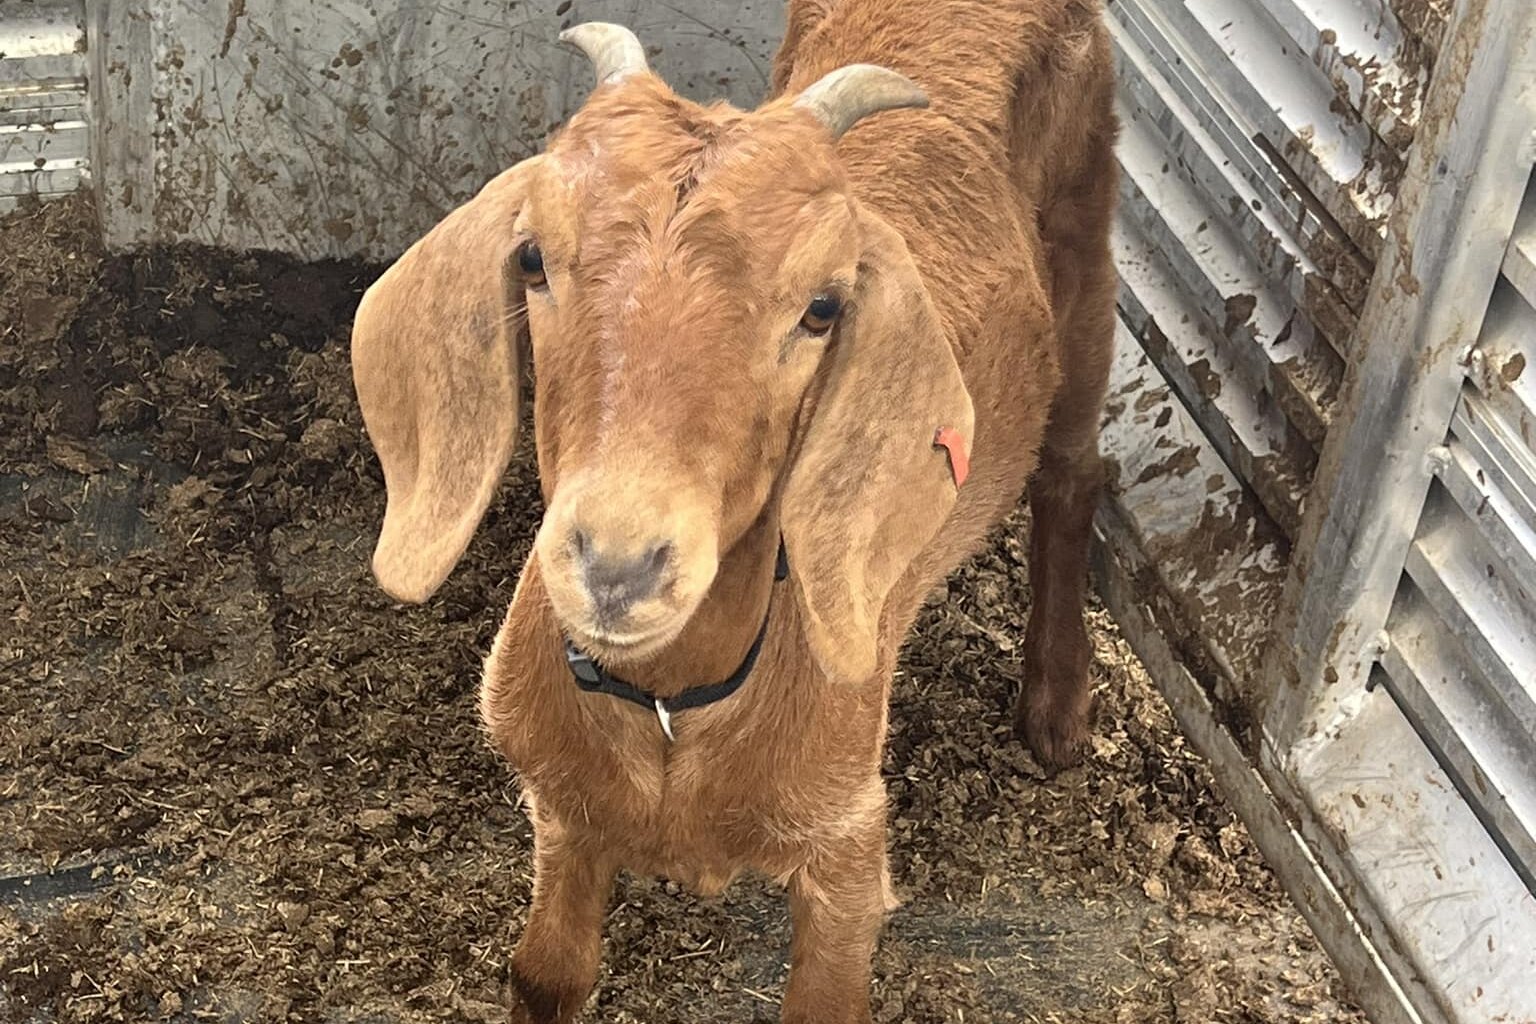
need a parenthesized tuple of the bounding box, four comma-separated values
(6, 0, 1535, 1020)
(1099, 0, 1536, 1021)
(1389, 144, 1536, 906)
(0, 1, 87, 214)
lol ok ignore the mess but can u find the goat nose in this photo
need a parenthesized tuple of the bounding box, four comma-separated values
(579, 536, 673, 617)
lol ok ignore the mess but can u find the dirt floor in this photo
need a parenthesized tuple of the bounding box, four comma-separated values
(0, 196, 1367, 1024)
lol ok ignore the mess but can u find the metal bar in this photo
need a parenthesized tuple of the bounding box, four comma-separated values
(1508, 237, 1536, 309)
(0, 54, 83, 84)
(0, 86, 87, 122)
(86, 0, 152, 249)
(0, 160, 83, 199)
(1504, 177, 1536, 310)
(1261, 0, 1536, 766)
(0, 1, 83, 55)
(0, 119, 88, 165)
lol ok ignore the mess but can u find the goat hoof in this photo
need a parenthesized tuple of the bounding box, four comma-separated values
(1012, 687, 1093, 770)
(505, 973, 569, 1024)
(505, 990, 537, 1024)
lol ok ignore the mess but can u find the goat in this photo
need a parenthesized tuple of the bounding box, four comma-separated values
(350, 2, 1117, 1020)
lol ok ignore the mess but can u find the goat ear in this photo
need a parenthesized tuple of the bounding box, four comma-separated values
(781, 213, 975, 682)
(351, 158, 542, 603)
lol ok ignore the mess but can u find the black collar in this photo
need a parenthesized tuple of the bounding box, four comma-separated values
(563, 538, 789, 741)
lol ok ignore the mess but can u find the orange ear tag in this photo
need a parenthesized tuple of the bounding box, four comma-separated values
(933, 427, 970, 488)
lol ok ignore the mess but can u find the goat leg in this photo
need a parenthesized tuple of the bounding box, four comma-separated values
(1015, 438, 1103, 769)
(1013, 86, 1118, 770)
(781, 796, 891, 1024)
(507, 822, 616, 1024)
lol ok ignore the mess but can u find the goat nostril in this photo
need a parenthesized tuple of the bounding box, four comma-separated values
(582, 539, 674, 615)
(647, 542, 674, 577)
(572, 529, 589, 560)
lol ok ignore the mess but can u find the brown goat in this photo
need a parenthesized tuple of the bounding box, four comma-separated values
(350, 2, 1117, 1020)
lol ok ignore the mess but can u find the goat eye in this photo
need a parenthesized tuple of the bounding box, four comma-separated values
(800, 293, 843, 335)
(516, 241, 547, 288)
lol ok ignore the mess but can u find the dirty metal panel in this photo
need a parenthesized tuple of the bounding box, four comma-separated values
(1094, 321, 1432, 1024)
(1114, 209, 1313, 538)
(1108, 0, 1536, 1019)
(1112, 0, 1401, 263)
(1258, 0, 1428, 153)
(1099, 322, 1288, 698)
(1261, 0, 1533, 759)
(1374, 162, 1536, 903)
(1109, 0, 1412, 551)
(1277, 682, 1536, 1022)
(1112, 13, 1370, 342)
(1502, 176, 1536, 327)
(1116, 96, 1341, 447)
(0, 0, 87, 214)
(88, 0, 784, 260)
(1111, 2, 1356, 286)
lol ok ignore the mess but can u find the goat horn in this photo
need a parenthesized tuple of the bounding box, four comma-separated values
(795, 64, 929, 139)
(559, 22, 649, 85)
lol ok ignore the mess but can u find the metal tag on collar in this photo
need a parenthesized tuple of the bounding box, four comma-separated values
(654, 698, 676, 742)
(565, 641, 603, 686)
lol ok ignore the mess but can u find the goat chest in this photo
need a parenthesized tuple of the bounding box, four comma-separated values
(480, 572, 890, 892)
